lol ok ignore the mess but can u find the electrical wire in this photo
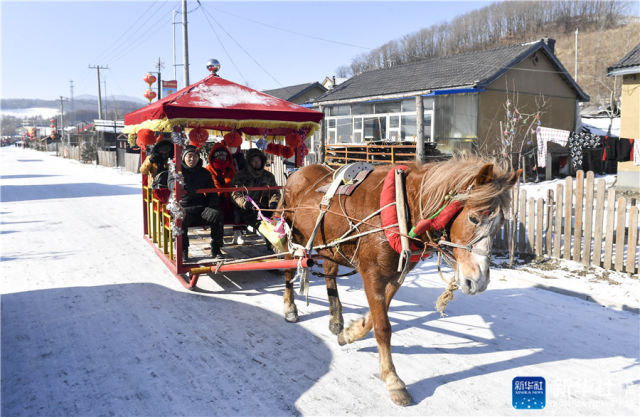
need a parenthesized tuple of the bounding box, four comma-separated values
(198, 7, 249, 85)
(101, 2, 174, 64)
(91, 0, 165, 65)
(209, 5, 371, 50)
(201, 5, 283, 87)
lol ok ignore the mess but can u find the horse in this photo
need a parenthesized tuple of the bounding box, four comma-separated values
(277, 156, 521, 406)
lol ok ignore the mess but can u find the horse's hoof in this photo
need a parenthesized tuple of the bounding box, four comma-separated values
(329, 321, 343, 335)
(284, 311, 299, 323)
(389, 388, 412, 406)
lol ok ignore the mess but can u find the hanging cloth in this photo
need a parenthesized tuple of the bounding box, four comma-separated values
(536, 126, 570, 168)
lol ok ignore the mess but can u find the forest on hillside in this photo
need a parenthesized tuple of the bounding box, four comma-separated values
(336, 0, 639, 107)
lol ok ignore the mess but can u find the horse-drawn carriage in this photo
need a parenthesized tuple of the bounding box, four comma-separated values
(125, 68, 521, 406)
(124, 69, 322, 289)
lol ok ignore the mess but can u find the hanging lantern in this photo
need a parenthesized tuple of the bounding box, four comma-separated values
(136, 128, 156, 147)
(143, 73, 157, 86)
(285, 132, 302, 148)
(188, 127, 209, 147)
(223, 131, 242, 147)
(144, 89, 157, 103)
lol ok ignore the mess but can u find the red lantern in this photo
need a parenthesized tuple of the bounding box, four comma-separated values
(188, 127, 209, 147)
(144, 89, 157, 103)
(223, 131, 242, 147)
(285, 132, 302, 148)
(136, 129, 156, 147)
(143, 73, 157, 86)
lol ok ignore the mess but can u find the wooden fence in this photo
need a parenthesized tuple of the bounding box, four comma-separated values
(494, 170, 639, 275)
(97, 150, 117, 167)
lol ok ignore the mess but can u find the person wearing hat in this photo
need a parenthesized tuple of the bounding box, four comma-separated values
(231, 148, 280, 232)
(140, 138, 174, 185)
(176, 145, 226, 260)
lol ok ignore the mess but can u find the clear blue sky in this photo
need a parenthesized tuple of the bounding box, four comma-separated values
(1, 0, 494, 101)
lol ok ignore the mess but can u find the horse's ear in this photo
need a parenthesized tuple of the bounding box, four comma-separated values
(475, 164, 494, 186)
(508, 169, 523, 185)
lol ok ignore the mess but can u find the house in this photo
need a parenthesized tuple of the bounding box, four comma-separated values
(607, 42, 640, 190)
(262, 82, 327, 106)
(322, 76, 348, 90)
(312, 38, 589, 160)
(607, 42, 640, 139)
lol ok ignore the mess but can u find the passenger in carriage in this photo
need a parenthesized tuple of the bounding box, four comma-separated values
(205, 143, 243, 244)
(231, 148, 280, 233)
(140, 138, 173, 182)
(177, 145, 226, 261)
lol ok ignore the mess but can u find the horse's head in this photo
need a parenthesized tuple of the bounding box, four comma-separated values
(447, 164, 521, 295)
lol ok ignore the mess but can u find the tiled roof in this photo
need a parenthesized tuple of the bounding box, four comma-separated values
(262, 82, 326, 101)
(607, 42, 640, 74)
(315, 40, 588, 102)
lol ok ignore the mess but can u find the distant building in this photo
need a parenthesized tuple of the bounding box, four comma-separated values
(313, 38, 589, 156)
(262, 82, 327, 106)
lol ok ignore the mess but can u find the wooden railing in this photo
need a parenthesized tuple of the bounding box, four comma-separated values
(325, 144, 420, 166)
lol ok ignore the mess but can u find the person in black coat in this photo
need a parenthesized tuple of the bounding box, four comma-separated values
(178, 145, 226, 260)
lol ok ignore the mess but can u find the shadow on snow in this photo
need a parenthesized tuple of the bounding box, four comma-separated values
(1, 283, 331, 416)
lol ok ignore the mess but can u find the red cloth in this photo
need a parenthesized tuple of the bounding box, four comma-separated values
(380, 166, 426, 262)
(124, 75, 322, 136)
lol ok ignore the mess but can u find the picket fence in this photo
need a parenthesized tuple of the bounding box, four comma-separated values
(494, 170, 639, 275)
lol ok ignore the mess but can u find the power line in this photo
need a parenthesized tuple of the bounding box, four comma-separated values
(199, 7, 248, 84)
(210, 5, 371, 50)
(201, 5, 282, 87)
(101, 2, 173, 64)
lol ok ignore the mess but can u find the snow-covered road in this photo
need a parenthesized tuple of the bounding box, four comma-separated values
(1, 147, 638, 416)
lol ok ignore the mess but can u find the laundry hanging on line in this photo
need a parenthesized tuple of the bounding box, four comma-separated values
(536, 126, 570, 168)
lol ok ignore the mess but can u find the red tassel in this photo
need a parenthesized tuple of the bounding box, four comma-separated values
(188, 127, 208, 147)
(223, 131, 242, 147)
(285, 132, 302, 148)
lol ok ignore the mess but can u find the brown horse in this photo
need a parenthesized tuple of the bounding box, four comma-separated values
(279, 156, 520, 406)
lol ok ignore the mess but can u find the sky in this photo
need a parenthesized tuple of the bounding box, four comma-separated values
(0, 0, 494, 101)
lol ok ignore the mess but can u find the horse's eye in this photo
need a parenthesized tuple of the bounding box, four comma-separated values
(469, 215, 480, 225)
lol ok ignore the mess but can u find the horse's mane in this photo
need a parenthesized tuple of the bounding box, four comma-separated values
(415, 155, 515, 219)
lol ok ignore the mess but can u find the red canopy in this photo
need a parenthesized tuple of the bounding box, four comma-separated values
(124, 74, 322, 138)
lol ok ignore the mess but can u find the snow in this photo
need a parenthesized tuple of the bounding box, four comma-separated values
(581, 116, 620, 137)
(0, 107, 59, 119)
(1, 147, 639, 416)
(193, 84, 278, 108)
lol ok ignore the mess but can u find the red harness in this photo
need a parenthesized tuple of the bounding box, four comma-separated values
(380, 165, 465, 262)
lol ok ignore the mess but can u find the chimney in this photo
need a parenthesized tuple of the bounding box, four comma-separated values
(542, 37, 555, 54)
(332, 75, 336, 87)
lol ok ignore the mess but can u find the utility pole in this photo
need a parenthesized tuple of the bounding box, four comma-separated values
(58, 96, 67, 144)
(415, 96, 424, 163)
(172, 9, 178, 81)
(103, 79, 108, 118)
(156, 57, 163, 99)
(574, 28, 578, 82)
(69, 80, 74, 120)
(182, 0, 190, 86)
(88, 64, 108, 119)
